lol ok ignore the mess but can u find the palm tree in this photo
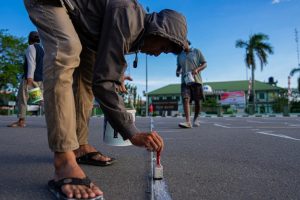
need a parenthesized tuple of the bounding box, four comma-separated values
(290, 68, 300, 93)
(235, 33, 274, 113)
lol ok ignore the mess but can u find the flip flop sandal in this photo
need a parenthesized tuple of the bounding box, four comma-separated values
(76, 152, 116, 166)
(48, 177, 104, 200)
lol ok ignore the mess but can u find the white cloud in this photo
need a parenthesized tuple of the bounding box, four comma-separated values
(272, 0, 280, 4)
(272, 0, 291, 4)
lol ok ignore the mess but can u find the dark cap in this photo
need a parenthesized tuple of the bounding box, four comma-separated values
(28, 31, 40, 44)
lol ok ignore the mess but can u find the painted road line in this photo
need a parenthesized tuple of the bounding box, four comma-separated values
(150, 151, 154, 200)
(156, 130, 181, 133)
(155, 121, 177, 125)
(285, 123, 300, 127)
(255, 126, 300, 129)
(149, 116, 173, 200)
(214, 123, 252, 129)
(288, 125, 300, 127)
(152, 175, 172, 200)
(150, 117, 154, 200)
(246, 120, 276, 124)
(256, 131, 300, 141)
(214, 123, 299, 129)
(214, 123, 230, 128)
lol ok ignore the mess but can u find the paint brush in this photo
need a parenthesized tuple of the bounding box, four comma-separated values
(153, 151, 163, 180)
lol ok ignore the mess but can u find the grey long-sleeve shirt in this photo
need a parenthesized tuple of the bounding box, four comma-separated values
(71, 0, 187, 140)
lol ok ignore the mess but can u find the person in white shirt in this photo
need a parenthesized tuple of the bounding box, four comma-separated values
(8, 31, 44, 127)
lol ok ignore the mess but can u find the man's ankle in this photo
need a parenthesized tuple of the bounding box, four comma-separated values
(54, 152, 76, 167)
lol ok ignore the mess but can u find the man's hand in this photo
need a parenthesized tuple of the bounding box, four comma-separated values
(192, 69, 198, 75)
(117, 75, 133, 94)
(26, 78, 34, 88)
(192, 62, 207, 75)
(130, 131, 164, 152)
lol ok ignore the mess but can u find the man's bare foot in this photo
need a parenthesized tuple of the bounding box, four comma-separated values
(74, 144, 113, 162)
(7, 119, 26, 127)
(53, 151, 103, 199)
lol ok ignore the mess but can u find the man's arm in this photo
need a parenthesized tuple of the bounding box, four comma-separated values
(25, 45, 36, 85)
(94, 81, 164, 152)
(176, 55, 182, 77)
(193, 61, 207, 75)
(192, 49, 207, 75)
(92, 3, 163, 152)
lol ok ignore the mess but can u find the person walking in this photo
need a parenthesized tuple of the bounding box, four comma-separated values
(24, 0, 188, 199)
(8, 31, 44, 128)
(176, 45, 207, 128)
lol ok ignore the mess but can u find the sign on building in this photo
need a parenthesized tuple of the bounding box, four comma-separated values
(220, 91, 246, 105)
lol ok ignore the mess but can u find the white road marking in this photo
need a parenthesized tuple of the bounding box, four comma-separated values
(246, 120, 275, 124)
(256, 131, 300, 141)
(288, 124, 300, 127)
(153, 180, 172, 200)
(156, 130, 181, 133)
(223, 118, 238, 121)
(214, 123, 230, 128)
(214, 123, 252, 129)
(150, 117, 173, 200)
(285, 123, 300, 127)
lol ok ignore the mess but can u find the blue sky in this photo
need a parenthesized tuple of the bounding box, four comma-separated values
(1, 0, 300, 97)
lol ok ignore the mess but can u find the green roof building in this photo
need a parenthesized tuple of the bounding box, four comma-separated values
(147, 80, 286, 115)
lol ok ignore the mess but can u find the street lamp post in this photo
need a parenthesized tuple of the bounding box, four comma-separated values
(146, 54, 148, 116)
(145, 6, 150, 117)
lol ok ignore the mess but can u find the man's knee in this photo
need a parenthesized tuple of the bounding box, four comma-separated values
(183, 97, 190, 104)
(59, 38, 82, 66)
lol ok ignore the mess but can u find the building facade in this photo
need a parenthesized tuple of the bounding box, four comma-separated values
(147, 80, 286, 116)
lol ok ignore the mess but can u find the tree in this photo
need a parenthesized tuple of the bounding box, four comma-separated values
(272, 96, 288, 113)
(0, 29, 27, 88)
(290, 68, 300, 92)
(119, 83, 138, 108)
(235, 33, 274, 112)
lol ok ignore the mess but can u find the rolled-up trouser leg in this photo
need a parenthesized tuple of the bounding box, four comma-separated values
(17, 79, 28, 119)
(73, 47, 95, 145)
(24, 0, 82, 152)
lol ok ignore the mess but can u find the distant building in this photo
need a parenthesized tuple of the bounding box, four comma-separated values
(147, 80, 286, 116)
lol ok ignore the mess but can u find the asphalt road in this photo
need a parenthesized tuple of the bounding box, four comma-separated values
(0, 115, 300, 200)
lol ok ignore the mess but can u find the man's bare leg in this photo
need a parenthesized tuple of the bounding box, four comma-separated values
(54, 151, 103, 199)
(194, 100, 200, 121)
(193, 100, 201, 127)
(179, 98, 192, 128)
(183, 98, 191, 123)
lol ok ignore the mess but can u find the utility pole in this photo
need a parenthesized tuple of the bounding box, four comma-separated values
(146, 53, 148, 116)
(145, 6, 150, 117)
(295, 28, 300, 67)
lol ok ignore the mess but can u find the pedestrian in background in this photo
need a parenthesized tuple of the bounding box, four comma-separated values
(176, 43, 207, 128)
(8, 31, 44, 128)
(24, 0, 188, 199)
